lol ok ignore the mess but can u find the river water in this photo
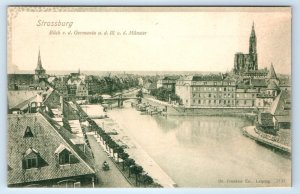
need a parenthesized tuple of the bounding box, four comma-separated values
(108, 103, 291, 187)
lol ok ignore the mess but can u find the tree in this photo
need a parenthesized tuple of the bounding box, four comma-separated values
(131, 165, 143, 186)
(136, 89, 143, 98)
(124, 158, 135, 177)
(141, 174, 154, 186)
(116, 147, 124, 163)
(120, 152, 129, 170)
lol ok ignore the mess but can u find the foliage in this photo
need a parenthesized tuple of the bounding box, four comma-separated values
(150, 87, 181, 103)
(88, 95, 103, 104)
(136, 89, 144, 98)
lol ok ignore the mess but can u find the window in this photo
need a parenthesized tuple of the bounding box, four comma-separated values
(22, 148, 40, 169)
(208, 94, 211, 98)
(59, 150, 71, 165)
(24, 157, 38, 169)
(237, 94, 240, 98)
(204, 82, 207, 85)
(24, 126, 34, 138)
(198, 100, 200, 104)
(245, 94, 247, 98)
(224, 88, 226, 91)
(55, 144, 74, 165)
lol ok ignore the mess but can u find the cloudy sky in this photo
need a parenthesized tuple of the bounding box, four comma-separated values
(8, 7, 291, 74)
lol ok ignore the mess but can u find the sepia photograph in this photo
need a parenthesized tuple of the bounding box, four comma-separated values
(6, 6, 291, 188)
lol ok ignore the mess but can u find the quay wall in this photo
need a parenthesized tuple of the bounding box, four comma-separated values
(142, 98, 260, 117)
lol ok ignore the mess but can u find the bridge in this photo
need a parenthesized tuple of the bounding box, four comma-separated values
(103, 94, 141, 107)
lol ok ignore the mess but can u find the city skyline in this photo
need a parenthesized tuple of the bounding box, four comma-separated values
(8, 7, 291, 74)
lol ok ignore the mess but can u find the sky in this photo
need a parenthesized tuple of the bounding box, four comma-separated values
(8, 7, 291, 74)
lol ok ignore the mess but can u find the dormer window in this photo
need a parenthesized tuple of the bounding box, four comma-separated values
(55, 144, 74, 165)
(24, 126, 34, 138)
(22, 148, 39, 169)
(59, 150, 70, 165)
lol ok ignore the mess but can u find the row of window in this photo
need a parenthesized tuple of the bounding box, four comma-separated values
(193, 93, 234, 98)
(191, 99, 256, 106)
(22, 146, 75, 170)
(192, 87, 235, 92)
(177, 81, 235, 86)
(192, 99, 234, 105)
(190, 93, 257, 98)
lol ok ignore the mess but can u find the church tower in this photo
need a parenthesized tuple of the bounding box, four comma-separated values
(249, 22, 258, 70)
(34, 49, 47, 81)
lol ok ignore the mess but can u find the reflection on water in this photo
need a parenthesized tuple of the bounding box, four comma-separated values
(108, 104, 291, 187)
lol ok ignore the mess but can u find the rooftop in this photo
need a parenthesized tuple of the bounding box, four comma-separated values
(7, 112, 95, 185)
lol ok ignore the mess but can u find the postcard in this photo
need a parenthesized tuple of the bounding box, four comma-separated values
(7, 6, 291, 188)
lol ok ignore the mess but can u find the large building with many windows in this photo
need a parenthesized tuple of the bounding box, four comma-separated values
(176, 64, 281, 109)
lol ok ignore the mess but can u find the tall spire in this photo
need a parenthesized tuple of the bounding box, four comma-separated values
(36, 48, 44, 71)
(249, 22, 257, 55)
(251, 22, 256, 37)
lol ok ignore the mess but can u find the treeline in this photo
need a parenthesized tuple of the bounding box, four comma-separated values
(150, 87, 182, 104)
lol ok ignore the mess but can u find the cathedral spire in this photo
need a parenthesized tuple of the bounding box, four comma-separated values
(249, 22, 257, 55)
(251, 22, 255, 37)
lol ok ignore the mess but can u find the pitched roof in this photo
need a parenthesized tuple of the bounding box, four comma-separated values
(7, 113, 95, 185)
(192, 74, 223, 81)
(251, 79, 267, 87)
(8, 90, 43, 109)
(272, 90, 291, 116)
(267, 80, 280, 90)
(162, 76, 180, 80)
(267, 63, 278, 80)
(8, 74, 35, 85)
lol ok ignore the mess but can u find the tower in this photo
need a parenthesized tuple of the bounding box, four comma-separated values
(249, 22, 258, 70)
(34, 48, 47, 81)
(249, 22, 257, 55)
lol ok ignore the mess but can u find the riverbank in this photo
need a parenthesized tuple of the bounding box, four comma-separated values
(142, 97, 259, 117)
(242, 126, 291, 154)
(93, 114, 177, 188)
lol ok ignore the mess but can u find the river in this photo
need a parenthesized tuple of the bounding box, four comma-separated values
(107, 102, 291, 187)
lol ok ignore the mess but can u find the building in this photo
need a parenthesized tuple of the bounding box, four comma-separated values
(157, 76, 180, 92)
(8, 49, 48, 90)
(269, 90, 291, 129)
(34, 49, 48, 82)
(76, 81, 88, 97)
(234, 23, 258, 74)
(7, 112, 95, 187)
(256, 112, 277, 135)
(176, 74, 237, 107)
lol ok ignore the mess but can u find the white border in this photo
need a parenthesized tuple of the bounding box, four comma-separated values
(1, 1, 299, 194)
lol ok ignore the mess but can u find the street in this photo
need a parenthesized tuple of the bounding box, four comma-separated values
(87, 134, 132, 188)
